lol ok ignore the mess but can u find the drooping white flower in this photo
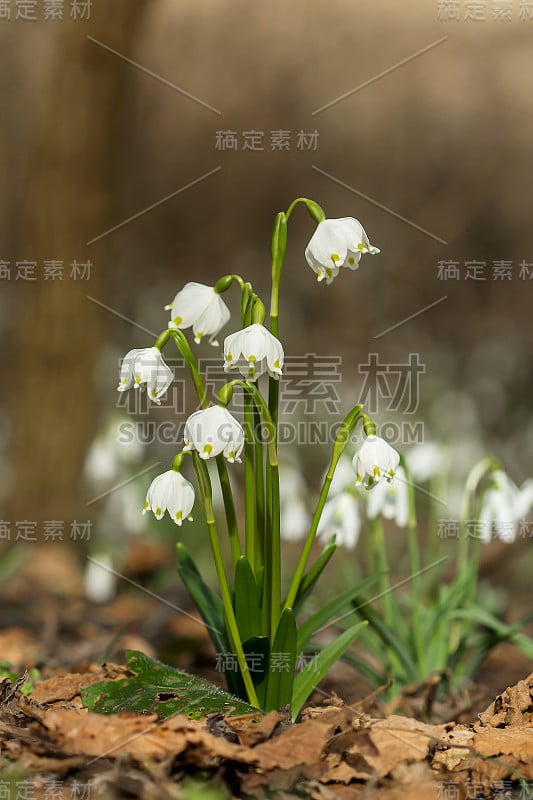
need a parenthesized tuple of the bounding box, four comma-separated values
(117, 347, 173, 405)
(366, 466, 409, 528)
(224, 323, 284, 380)
(305, 217, 380, 284)
(479, 470, 520, 543)
(352, 435, 400, 489)
(165, 282, 231, 346)
(143, 469, 195, 525)
(317, 492, 361, 550)
(183, 405, 244, 463)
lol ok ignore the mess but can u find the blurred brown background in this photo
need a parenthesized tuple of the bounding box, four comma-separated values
(1, 0, 533, 534)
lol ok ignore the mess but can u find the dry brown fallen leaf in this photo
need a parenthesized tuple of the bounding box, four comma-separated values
(2, 665, 533, 798)
(30, 664, 128, 705)
(477, 672, 533, 728)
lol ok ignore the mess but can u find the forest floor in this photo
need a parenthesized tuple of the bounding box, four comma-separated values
(1, 540, 532, 800)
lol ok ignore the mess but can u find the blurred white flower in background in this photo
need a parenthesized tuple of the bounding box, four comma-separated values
(405, 442, 447, 483)
(280, 462, 311, 542)
(479, 470, 520, 543)
(517, 479, 533, 520)
(329, 454, 358, 496)
(83, 415, 145, 487)
(84, 552, 116, 604)
(317, 492, 361, 550)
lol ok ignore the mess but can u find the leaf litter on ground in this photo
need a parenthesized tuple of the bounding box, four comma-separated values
(1, 650, 533, 798)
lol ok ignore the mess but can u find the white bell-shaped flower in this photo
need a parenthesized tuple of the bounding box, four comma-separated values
(352, 435, 400, 489)
(183, 405, 244, 463)
(165, 282, 231, 346)
(366, 466, 409, 528)
(479, 470, 520, 543)
(117, 347, 173, 405)
(223, 323, 284, 381)
(143, 469, 195, 526)
(305, 217, 380, 284)
(317, 492, 361, 550)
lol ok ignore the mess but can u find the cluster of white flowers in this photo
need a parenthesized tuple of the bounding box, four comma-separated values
(116, 214, 402, 530)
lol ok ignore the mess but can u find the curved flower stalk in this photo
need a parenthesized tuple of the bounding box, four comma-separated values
(352, 435, 400, 489)
(317, 492, 361, 549)
(165, 282, 231, 345)
(183, 405, 244, 464)
(305, 217, 380, 284)
(327, 454, 358, 497)
(366, 466, 409, 528)
(117, 347, 173, 405)
(223, 323, 284, 380)
(143, 469, 195, 525)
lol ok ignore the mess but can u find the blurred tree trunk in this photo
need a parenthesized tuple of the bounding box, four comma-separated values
(7, 3, 150, 529)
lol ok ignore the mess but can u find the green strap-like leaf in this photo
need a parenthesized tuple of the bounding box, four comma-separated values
(225, 635, 270, 709)
(291, 540, 336, 616)
(352, 597, 419, 682)
(296, 573, 381, 654)
(291, 621, 367, 719)
(234, 556, 262, 641)
(341, 651, 386, 688)
(265, 608, 297, 711)
(451, 607, 533, 660)
(176, 543, 227, 655)
(81, 650, 260, 719)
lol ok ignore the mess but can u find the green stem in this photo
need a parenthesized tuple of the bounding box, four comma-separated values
(169, 330, 208, 408)
(283, 473, 332, 612)
(283, 406, 365, 611)
(192, 453, 259, 708)
(243, 392, 257, 570)
(403, 463, 424, 674)
(368, 515, 404, 678)
(229, 380, 280, 638)
(285, 197, 326, 222)
(458, 456, 499, 573)
(369, 516, 394, 626)
(169, 329, 241, 567)
(215, 455, 241, 565)
(254, 405, 265, 566)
